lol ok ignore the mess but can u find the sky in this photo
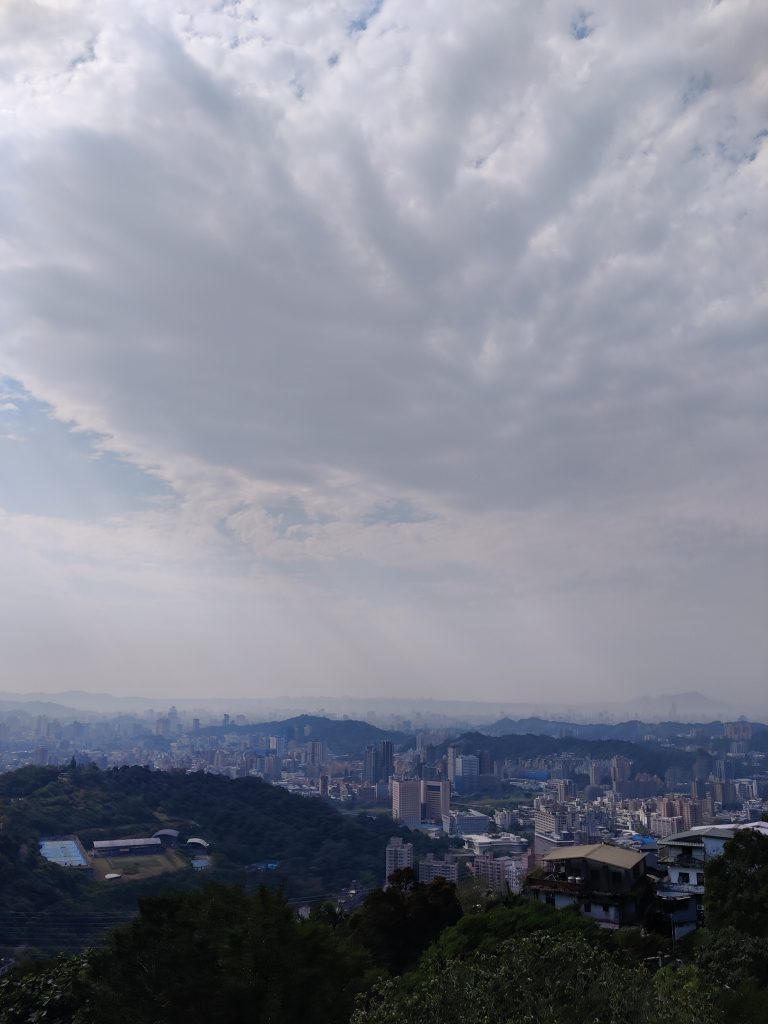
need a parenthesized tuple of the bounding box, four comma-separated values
(0, 0, 766, 707)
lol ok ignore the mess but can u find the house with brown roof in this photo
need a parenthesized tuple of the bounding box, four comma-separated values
(524, 842, 650, 929)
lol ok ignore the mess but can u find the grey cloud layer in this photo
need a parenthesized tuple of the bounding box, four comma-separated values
(1, 0, 766, 699)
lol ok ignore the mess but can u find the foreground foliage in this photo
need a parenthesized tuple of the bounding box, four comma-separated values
(352, 933, 720, 1024)
(0, 886, 376, 1024)
(349, 869, 463, 973)
(3, 796, 768, 1023)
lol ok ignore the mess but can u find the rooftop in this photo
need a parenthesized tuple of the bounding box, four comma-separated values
(659, 821, 768, 847)
(93, 837, 161, 849)
(542, 843, 645, 870)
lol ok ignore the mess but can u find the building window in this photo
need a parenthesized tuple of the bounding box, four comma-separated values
(583, 902, 591, 913)
(602, 904, 611, 914)
(545, 893, 556, 906)
(696, 873, 704, 885)
(679, 872, 690, 884)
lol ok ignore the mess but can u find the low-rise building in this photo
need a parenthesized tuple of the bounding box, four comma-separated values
(655, 820, 768, 933)
(463, 832, 528, 858)
(525, 843, 650, 929)
(474, 851, 530, 894)
(418, 853, 458, 884)
(442, 809, 491, 835)
(92, 837, 163, 857)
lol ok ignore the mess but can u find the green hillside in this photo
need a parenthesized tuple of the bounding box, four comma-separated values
(0, 764, 433, 956)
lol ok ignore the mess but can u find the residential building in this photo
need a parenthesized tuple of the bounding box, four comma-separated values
(526, 843, 650, 929)
(418, 853, 458, 884)
(475, 851, 530, 894)
(385, 837, 414, 884)
(655, 821, 768, 932)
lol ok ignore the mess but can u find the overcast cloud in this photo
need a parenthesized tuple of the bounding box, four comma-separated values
(1, 0, 766, 706)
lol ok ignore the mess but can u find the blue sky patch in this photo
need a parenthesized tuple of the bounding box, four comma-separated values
(349, 0, 383, 35)
(570, 11, 592, 40)
(0, 377, 171, 519)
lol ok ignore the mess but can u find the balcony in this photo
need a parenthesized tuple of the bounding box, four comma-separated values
(658, 853, 705, 870)
(526, 872, 585, 895)
(657, 881, 704, 896)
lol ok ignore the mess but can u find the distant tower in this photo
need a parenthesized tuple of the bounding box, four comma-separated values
(379, 740, 394, 782)
(610, 756, 632, 792)
(363, 745, 380, 784)
(308, 740, 325, 767)
(447, 745, 460, 783)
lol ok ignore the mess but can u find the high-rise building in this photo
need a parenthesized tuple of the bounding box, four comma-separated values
(446, 745, 460, 783)
(554, 779, 575, 802)
(379, 740, 394, 782)
(307, 741, 325, 767)
(363, 745, 380, 784)
(611, 756, 633, 793)
(454, 754, 480, 793)
(269, 735, 287, 756)
(385, 837, 414, 884)
(725, 721, 752, 743)
(421, 779, 451, 822)
(392, 779, 422, 829)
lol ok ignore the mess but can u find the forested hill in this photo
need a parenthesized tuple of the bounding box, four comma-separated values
(197, 714, 412, 754)
(0, 764, 425, 955)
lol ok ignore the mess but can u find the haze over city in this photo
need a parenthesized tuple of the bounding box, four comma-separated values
(1, 0, 766, 709)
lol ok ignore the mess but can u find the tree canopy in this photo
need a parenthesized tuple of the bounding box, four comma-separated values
(705, 829, 768, 936)
(352, 932, 720, 1024)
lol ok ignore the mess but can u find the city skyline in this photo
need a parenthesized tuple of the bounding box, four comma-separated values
(1, 1, 766, 703)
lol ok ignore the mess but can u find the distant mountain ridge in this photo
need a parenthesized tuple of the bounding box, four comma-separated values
(0, 698, 104, 721)
(0, 688, 764, 725)
(479, 716, 767, 740)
